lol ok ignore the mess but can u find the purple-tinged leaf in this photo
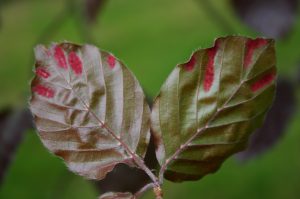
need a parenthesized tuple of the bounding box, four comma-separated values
(29, 43, 151, 181)
(231, 0, 298, 39)
(152, 36, 277, 182)
(237, 78, 296, 161)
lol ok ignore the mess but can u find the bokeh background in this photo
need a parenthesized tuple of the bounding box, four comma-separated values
(0, 0, 300, 198)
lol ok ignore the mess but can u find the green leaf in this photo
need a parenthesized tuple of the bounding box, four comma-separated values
(151, 36, 276, 182)
(29, 42, 151, 181)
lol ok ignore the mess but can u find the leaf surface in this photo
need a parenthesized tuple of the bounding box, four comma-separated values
(151, 36, 277, 182)
(29, 42, 151, 180)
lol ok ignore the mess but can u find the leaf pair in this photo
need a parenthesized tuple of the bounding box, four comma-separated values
(29, 36, 276, 198)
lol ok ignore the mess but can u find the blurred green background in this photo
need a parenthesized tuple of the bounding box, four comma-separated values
(0, 0, 300, 198)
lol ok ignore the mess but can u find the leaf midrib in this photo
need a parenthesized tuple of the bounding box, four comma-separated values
(46, 46, 159, 184)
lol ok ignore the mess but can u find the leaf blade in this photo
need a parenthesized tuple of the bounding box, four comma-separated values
(29, 42, 151, 181)
(152, 36, 276, 182)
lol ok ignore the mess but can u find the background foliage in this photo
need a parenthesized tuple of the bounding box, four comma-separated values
(0, 0, 299, 198)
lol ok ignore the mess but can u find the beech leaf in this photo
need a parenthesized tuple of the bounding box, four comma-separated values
(151, 36, 277, 182)
(29, 42, 151, 181)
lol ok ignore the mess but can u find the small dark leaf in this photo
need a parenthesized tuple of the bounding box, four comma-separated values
(29, 43, 151, 181)
(237, 78, 296, 160)
(0, 107, 33, 184)
(231, 0, 298, 39)
(152, 36, 277, 182)
(84, 0, 107, 24)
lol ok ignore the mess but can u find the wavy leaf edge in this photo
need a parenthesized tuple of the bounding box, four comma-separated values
(29, 42, 155, 184)
(151, 36, 277, 183)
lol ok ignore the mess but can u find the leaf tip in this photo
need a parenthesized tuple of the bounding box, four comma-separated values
(244, 38, 271, 68)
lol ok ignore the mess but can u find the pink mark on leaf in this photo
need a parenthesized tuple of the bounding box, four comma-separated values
(244, 38, 268, 68)
(68, 51, 83, 75)
(251, 72, 276, 92)
(185, 55, 196, 71)
(36, 67, 50, 78)
(33, 85, 54, 98)
(203, 45, 218, 92)
(54, 46, 67, 69)
(107, 54, 116, 69)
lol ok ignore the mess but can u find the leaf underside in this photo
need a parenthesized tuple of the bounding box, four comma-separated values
(29, 42, 151, 181)
(151, 36, 276, 182)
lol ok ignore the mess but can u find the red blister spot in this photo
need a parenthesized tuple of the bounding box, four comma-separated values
(251, 72, 275, 92)
(54, 46, 67, 69)
(36, 67, 50, 78)
(107, 54, 116, 69)
(33, 85, 54, 98)
(244, 38, 268, 68)
(68, 51, 83, 75)
(203, 44, 218, 92)
(185, 55, 196, 71)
